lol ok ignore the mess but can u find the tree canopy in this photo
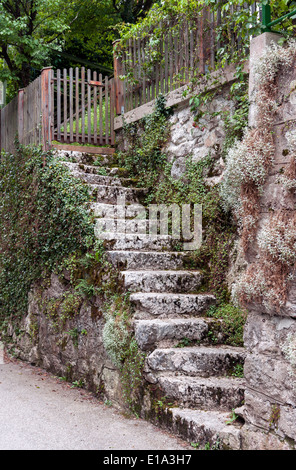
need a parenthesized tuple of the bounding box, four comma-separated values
(0, 0, 158, 98)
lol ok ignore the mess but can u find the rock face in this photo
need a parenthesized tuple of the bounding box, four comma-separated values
(115, 82, 234, 183)
(166, 95, 234, 180)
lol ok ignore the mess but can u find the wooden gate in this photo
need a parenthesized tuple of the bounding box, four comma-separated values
(51, 67, 115, 147)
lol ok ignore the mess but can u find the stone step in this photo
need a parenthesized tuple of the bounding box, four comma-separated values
(95, 218, 151, 235)
(157, 374, 245, 411)
(89, 184, 147, 204)
(90, 202, 148, 219)
(121, 270, 203, 294)
(133, 317, 225, 350)
(61, 161, 136, 187)
(145, 345, 245, 380)
(130, 292, 216, 319)
(96, 233, 176, 251)
(154, 407, 242, 450)
(106, 251, 185, 270)
(55, 149, 117, 167)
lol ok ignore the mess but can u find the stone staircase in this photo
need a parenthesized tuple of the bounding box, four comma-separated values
(59, 150, 246, 450)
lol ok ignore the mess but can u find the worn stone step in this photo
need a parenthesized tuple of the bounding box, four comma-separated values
(96, 233, 176, 251)
(61, 161, 137, 187)
(90, 202, 148, 219)
(130, 292, 216, 319)
(107, 251, 185, 270)
(133, 317, 225, 350)
(89, 184, 147, 204)
(154, 407, 242, 450)
(121, 270, 203, 294)
(145, 345, 246, 379)
(157, 374, 245, 411)
(55, 149, 117, 167)
(95, 218, 152, 235)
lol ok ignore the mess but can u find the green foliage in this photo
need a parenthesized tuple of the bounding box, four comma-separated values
(231, 363, 244, 378)
(118, 96, 236, 302)
(206, 303, 247, 347)
(0, 144, 95, 324)
(102, 292, 145, 413)
(118, 95, 172, 185)
(0, 0, 82, 90)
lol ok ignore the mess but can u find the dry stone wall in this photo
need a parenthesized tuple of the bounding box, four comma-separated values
(115, 69, 238, 185)
(5, 273, 125, 407)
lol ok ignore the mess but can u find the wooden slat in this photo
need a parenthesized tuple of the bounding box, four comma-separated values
(63, 69, 67, 142)
(51, 69, 55, 144)
(169, 29, 174, 91)
(81, 67, 85, 143)
(87, 69, 92, 143)
(143, 37, 148, 103)
(75, 67, 79, 142)
(110, 78, 115, 146)
(105, 75, 109, 145)
(165, 28, 169, 94)
(174, 27, 178, 89)
(57, 69, 61, 141)
(93, 71, 98, 145)
(52, 143, 115, 155)
(99, 73, 103, 145)
(137, 38, 142, 106)
(69, 68, 73, 143)
(160, 34, 164, 94)
(189, 25, 194, 79)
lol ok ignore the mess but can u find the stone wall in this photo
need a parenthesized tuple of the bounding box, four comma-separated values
(239, 33, 296, 450)
(5, 273, 125, 408)
(115, 64, 241, 184)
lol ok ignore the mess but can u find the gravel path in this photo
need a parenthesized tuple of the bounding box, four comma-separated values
(0, 358, 191, 451)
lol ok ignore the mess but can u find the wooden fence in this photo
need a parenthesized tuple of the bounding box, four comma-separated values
(0, 67, 115, 154)
(113, 2, 261, 114)
(0, 70, 49, 154)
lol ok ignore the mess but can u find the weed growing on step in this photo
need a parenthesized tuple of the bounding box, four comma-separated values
(206, 304, 246, 347)
(118, 97, 237, 304)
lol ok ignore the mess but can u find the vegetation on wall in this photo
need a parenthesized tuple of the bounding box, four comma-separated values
(0, 145, 95, 326)
(0, 144, 145, 412)
(117, 95, 246, 340)
(224, 40, 296, 312)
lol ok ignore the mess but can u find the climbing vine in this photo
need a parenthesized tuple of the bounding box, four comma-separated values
(0, 144, 95, 325)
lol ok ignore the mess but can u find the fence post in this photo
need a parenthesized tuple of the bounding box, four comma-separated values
(113, 40, 124, 115)
(41, 67, 53, 157)
(18, 88, 24, 145)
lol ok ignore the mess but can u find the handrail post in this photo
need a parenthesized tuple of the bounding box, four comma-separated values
(262, 1, 271, 32)
(41, 66, 53, 160)
(113, 40, 124, 115)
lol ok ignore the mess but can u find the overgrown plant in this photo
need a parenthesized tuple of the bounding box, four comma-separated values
(102, 293, 145, 413)
(0, 144, 95, 325)
(227, 40, 296, 311)
(221, 40, 296, 250)
(118, 96, 242, 311)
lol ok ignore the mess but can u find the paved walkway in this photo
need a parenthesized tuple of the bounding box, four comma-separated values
(0, 358, 191, 451)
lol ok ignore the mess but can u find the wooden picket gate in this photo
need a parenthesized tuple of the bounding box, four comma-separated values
(52, 67, 115, 148)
